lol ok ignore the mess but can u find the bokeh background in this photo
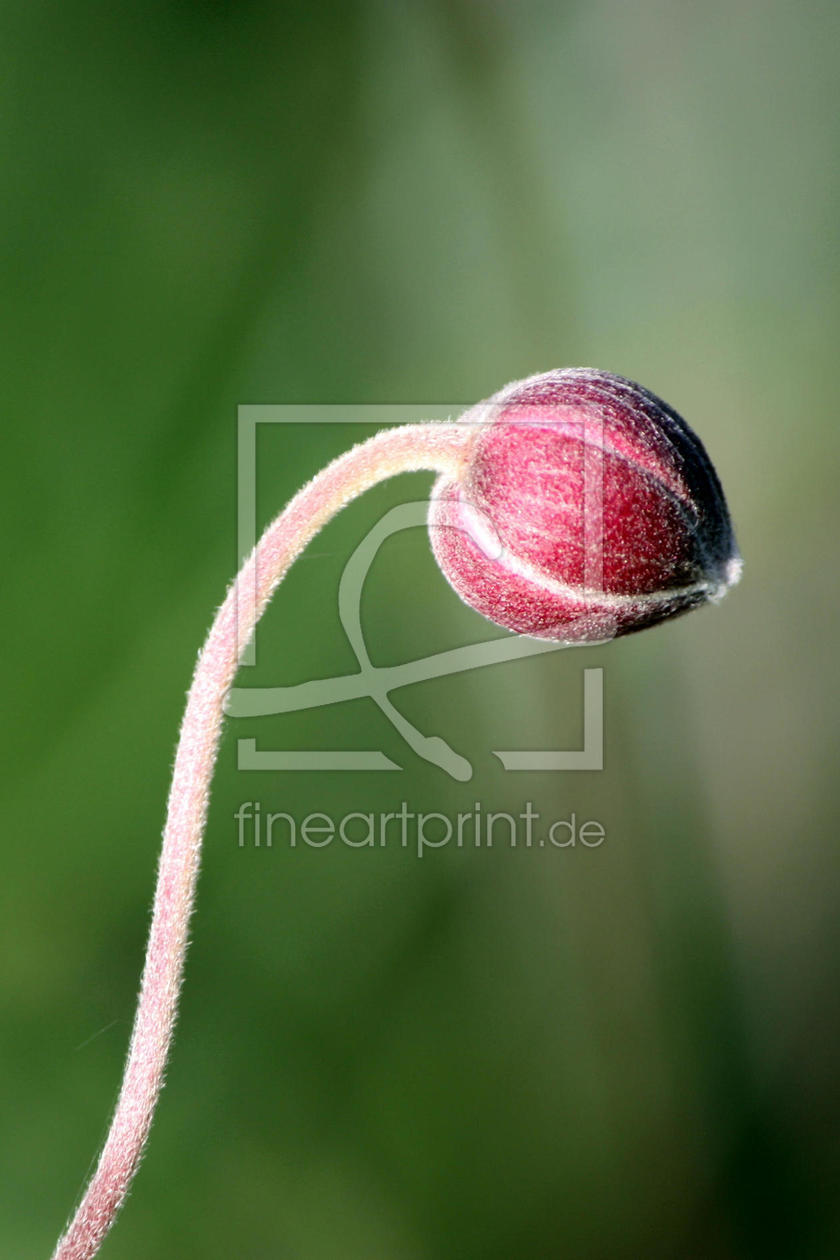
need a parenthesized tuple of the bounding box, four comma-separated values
(3, 2, 839, 1256)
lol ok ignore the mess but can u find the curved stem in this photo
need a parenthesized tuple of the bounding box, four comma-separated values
(51, 421, 471, 1260)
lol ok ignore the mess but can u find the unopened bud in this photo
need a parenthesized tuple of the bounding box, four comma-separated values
(429, 368, 741, 641)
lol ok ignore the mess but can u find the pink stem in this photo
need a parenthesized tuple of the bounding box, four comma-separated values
(51, 422, 470, 1260)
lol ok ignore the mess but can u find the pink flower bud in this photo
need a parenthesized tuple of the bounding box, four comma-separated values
(429, 368, 741, 642)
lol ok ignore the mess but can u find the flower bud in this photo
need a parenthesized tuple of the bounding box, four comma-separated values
(429, 368, 741, 642)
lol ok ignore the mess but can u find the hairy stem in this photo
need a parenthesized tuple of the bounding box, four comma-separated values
(51, 421, 470, 1260)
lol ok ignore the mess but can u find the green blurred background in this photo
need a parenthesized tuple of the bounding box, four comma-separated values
(3, 1, 839, 1256)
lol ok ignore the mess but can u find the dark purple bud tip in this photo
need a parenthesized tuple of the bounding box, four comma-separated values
(429, 368, 742, 643)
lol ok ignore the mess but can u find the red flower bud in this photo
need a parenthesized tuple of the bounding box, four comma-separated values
(429, 368, 741, 642)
